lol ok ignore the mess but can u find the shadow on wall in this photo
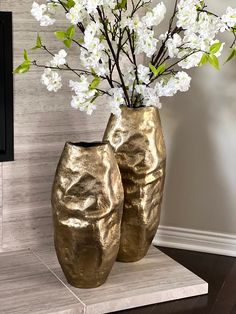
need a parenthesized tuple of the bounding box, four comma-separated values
(160, 62, 236, 234)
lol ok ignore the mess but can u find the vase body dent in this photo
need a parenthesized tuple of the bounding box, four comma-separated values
(103, 106, 166, 262)
(51, 142, 124, 288)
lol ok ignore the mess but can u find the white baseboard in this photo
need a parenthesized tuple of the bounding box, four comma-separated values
(153, 225, 236, 257)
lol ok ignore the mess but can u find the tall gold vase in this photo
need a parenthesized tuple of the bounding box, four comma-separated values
(51, 142, 124, 288)
(103, 106, 166, 262)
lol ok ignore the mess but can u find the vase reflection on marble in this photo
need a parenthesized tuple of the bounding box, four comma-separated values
(51, 142, 124, 288)
(103, 106, 166, 262)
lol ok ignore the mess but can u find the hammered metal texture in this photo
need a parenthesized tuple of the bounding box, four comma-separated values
(103, 106, 166, 262)
(51, 142, 124, 288)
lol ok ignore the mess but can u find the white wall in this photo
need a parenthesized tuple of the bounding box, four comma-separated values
(159, 0, 236, 236)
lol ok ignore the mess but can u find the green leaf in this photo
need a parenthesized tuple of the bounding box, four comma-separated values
(90, 68, 97, 76)
(89, 77, 101, 90)
(196, 1, 205, 9)
(76, 38, 84, 44)
(115, 0, 127, 10)
(63, 39, 72, 48)
(66, 25, 75, 39)
(36, 34, 42, 48)
(55, 31, 67, 40)
(149, 63, 158, 76)
(156, 63, 166, 75)
(199, 53, 209, 66)
(210, 42, 222, 54)
(66, 0, 75, 9)
(60, 0, 68, 7)
(225, 48, 236, 63)
(149, 63, 165, 77)
(32, 33, 42, 50)
(14, 60, 31, 74)
(24, 49, 29, 61)
(208, 54, 220, 70)
(99, 34, 106, 41)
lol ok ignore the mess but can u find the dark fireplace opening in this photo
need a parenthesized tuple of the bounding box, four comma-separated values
(0, 12, 14, 162)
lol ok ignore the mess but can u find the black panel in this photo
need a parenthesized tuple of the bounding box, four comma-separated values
(0, 12, 14, 162)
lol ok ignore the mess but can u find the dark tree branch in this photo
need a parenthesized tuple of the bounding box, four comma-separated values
(98, 6, 131, 107)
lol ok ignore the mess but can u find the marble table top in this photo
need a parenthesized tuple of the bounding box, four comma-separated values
(0, 246, 208, 314)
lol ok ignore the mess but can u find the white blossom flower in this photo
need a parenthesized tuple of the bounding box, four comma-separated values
(31, 2, 47, 21)
(84, 35, 103, 53)
(86, 0, 102, 14)
(31, 1, 56, 26)
(156, 77, 178, 97)
(69, 77, 97, 115)
(28, 0, 236, 115)
(175, 71, 191, 92)
(66, 4, 86, 25)
(135, 85, 162, 108)
(136, 28, 158, 58)
(71, 95, 97, 115)
(182, 33, 202, 50)
(46, 1, 59, 15)
(51, 49, 67, 67)
(123, 65, 136, 90)
(159, 32, 168, 41)
(166, 33, 182, 58)
(137, 65, 150, 84)
(126, 16, 143, 31)
(41, 68, 62, 92)
(84, 21, 102, 45)
(80, 48, 109, 77)
(178, 51, 203, 69)
(176, 0, 198, 30)
(156, 72, 191, 97)
(69, 76, 90, 94)
(222, 7, 236, 29)
(80, 21, 109, 76)
(109, 88, 125, 116)
(193, 12, 222, 40)
(142, 2, 166, 28)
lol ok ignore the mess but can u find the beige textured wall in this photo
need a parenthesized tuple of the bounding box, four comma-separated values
(160, 0, 236, 234)
(0, 0, 110, 251)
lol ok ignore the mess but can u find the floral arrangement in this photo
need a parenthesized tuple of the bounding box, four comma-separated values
(15, 0, 236, 115)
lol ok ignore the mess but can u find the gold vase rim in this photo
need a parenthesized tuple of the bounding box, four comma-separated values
(119, 105, 158, 112)
(66, 141, 110, 149)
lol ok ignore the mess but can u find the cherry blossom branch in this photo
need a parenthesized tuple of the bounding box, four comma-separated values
(41, 43, 121, 86)
(230, 28, 236, 48)
(148, 49, 209, 86)
(197, 9, 236, 48)
(31, 60, 92, 76)
(151, 0, 179, 77)
(197, 9, 218, 18)
(98, 6, 131, 107)
(89, 12, 118, 88)
(31, 61, 110, 95)
(42, 45, 54, 57)
(127, 29, 139, 84)
(71, 38, 87, 51)
(57, 0, 85, 33)
(130, 0, 151, 18)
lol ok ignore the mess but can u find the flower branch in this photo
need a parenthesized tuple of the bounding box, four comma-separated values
(15, 0, 236, 115)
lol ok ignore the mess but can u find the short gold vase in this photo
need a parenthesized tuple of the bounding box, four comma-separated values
(51, 142, 124, 288)
(103, 106, 166, 262)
